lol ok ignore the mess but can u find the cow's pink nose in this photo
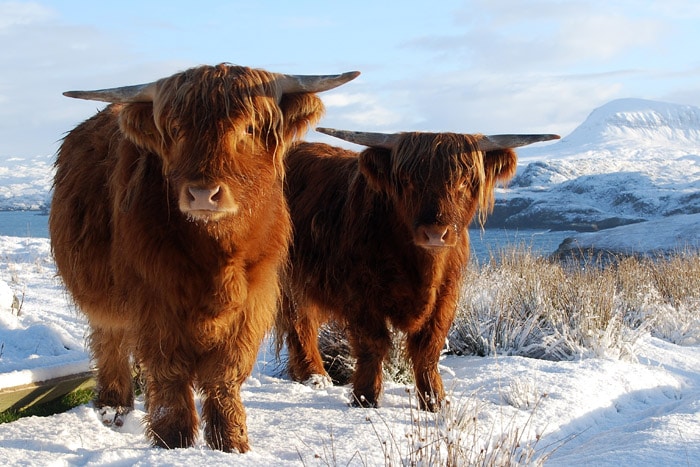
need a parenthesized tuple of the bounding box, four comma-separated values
(415, 225, 454, 248)
(187, 186, 221, 210)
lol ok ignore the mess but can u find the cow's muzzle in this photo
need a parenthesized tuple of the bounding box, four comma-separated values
(178, 184, 239, 221)
(413, 224, 456, 249)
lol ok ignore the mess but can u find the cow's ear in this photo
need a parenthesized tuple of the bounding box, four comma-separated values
(359, 148, 392, 192)
(278, 93, 325, 142)
(483, 148, 517, 184)
(118, 103, 163, 154)
(475, 148, 518, 226)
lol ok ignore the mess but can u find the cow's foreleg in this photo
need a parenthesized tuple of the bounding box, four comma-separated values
(90, 326, 134, 426)
(348, 321, 391, 408)
(141, 356, 198, 449)
(200, 375, 249, 453)
(198, 343, 258, 453)
(407, 293, 457, 412)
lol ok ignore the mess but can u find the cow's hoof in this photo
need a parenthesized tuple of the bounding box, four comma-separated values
(350, 394, 378, 408)
(303, 374, 333, 389)
(98, 406, 131, 427)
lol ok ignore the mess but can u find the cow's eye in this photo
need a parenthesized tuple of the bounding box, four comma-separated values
(245, 124, 254, 136)
(459, 178, 470, 190)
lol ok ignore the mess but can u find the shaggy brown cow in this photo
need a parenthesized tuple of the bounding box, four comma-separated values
(49, 64, 358, 452)
(277, 127, 559, 411)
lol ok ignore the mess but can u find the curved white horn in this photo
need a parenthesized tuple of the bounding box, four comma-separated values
(317, 127, 561, 151)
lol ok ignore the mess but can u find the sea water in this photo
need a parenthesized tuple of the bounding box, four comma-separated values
(0, 211, 575, 263)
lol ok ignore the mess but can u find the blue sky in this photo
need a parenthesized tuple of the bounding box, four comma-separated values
(1, 0, 700, 157)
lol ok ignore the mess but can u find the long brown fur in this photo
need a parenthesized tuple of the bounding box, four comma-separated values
(277, 133, 517, 411)
(49, 64, 329, 452)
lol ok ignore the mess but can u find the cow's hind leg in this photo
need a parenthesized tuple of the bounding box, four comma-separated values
(347, 321, 391, 408)
(90, 326, 134, 427)
(281, 296, 331, 387)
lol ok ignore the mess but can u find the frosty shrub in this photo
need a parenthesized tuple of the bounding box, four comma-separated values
(449, 246, 700, 360)
(318, 323, 414, 386)
(614, 251, 700, 346)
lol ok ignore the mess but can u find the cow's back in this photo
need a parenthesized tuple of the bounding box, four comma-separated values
(284, 142, 362, 306)
(50, 105, 121, 325)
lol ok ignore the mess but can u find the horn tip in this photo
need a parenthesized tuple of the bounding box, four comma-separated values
(62, 90, 108, 102)
(315, 127, 337, 135)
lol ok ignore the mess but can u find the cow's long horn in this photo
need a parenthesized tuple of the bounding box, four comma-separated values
(278, 71, 360, 95)
(317, 128, 561, 151)
(63, 82, 157, 103)
(315, 127, 399, 149)
(478, 134, 561, 151)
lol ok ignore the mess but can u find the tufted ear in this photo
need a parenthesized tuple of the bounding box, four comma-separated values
(278, 93, 326, 142)
(483, 148, 518, 185)
(117, 103, 164, 155)
(474, 147, 518, 226)
(359, 147, 392, 192)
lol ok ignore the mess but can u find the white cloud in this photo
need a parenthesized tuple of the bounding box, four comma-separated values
(0, 2, 191, 157)
(403, 1, 667, 73)
(318, 92, 406, 129)
(0, 1, 54, 30)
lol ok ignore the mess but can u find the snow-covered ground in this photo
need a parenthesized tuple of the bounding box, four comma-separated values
(0, 234, 698, 465)
(1, 98, 699, 465)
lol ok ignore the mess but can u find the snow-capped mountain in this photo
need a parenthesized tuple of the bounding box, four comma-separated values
(487, 98, 700, 236)
(531, 98, 700, 155)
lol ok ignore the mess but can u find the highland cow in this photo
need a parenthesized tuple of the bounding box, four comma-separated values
(49, 64, 358, 452)
(278, 128, 559, 410)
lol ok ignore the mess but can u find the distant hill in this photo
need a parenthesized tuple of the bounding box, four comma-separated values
(0, 154, 53, 211)
(485, 98, 700, 232)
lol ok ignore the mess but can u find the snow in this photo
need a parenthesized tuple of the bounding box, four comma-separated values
(556, 213, 700, 256)
(0, 154, 53, 211)
(501, 98, 700, 232)
(1, 98, 700, 465)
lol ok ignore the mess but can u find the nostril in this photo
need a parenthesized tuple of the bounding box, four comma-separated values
(440, 228, 449, 241)
(209, 186, 222, 202)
